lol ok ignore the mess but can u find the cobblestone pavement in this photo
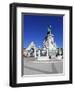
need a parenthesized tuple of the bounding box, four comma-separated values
(22, 57, 63, 75)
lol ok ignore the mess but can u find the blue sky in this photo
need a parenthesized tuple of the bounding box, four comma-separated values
(23, 14, 63, 48)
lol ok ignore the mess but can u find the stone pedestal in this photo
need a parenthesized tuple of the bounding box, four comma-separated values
(34, 49, 36, 58)
(57, 55, 63, 60)
(47, 49, 49, 57)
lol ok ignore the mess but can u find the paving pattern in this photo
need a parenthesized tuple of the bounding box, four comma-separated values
(22, 57, 63, 76)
